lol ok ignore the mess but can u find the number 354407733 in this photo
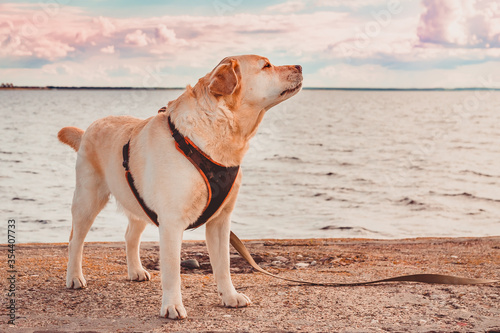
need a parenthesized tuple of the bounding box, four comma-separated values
(8, 219, 16, 259)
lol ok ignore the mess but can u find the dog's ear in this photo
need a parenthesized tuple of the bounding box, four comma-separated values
(209, 59, 239, 96)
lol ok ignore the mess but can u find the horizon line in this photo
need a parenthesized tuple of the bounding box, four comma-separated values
(1, 85, 499, 92)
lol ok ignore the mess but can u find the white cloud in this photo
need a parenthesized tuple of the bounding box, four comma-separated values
(266, 0, 306, 13)
(314, 0, 389, 9)
(33, 39, 75, 60)
(418, 0, 500, 47)
(95, 16, 116, 37)
(155, 24, 177, 43)
(100, 45, 115, 54)
(125, 29, 148, 46)
(0, 34, 32, 57)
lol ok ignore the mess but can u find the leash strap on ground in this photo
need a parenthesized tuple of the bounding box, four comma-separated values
(229, 231, 499, 286)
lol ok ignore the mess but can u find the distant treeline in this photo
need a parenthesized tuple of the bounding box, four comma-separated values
(0, 85, 183, 90)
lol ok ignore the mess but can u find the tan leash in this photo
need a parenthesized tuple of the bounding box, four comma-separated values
(230, 231, 499, 286)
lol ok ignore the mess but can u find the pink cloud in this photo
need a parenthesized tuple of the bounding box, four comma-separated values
(100, 45, 115, 54)
(418, 0, 500, 47)
(314, 0, 388, 9)
(155, 24, 177, 43)
(0, 33, 32, 57)
(0, 2, 352, 64)
(125, 29, 149, 46)
(1, 0, 498, 89)
(94, 16, 116, 37)
(266, 1, 306, 13)
(0, 3, 90, 60)
(33, 39, 75, 60)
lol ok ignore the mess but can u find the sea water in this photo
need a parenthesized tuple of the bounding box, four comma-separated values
(1, 89, 499, 243)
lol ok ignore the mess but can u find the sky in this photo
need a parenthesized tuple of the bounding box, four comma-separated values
(1, 0, 499, 88)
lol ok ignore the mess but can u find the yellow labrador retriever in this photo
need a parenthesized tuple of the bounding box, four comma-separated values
(58, 55, 302, 319)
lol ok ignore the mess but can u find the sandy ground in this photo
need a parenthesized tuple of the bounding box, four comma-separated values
(1, 236, 499, 332)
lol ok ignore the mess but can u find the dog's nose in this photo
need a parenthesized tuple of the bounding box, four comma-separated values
(294, 65, 302, 73)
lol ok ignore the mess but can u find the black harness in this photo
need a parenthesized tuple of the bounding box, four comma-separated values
(122, 108, 240, 230)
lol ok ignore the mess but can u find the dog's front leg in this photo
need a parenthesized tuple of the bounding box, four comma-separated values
(158, 222, 187, 319)
(206, 213, 251, 308)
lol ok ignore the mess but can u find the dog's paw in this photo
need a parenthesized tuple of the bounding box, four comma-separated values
(160, 303, 187, 320)
(128, 268, 151, 282)
(221, 292, 251, 308)
(66, 275, 87, 289)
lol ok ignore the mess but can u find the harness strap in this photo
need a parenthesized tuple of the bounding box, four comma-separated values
(167, 116, 240, 229)
(122, 109, 240, 230)
(122, 141, 159, 226)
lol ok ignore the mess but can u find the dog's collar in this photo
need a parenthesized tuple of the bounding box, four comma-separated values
(123, 107, 240, 230)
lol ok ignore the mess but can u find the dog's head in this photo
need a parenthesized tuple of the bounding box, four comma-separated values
(192, 55, 302, 140)
(206, 55, 303, 111)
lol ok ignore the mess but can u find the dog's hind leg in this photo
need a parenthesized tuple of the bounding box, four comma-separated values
(125, 214, 151, 281)
(66, 160, 110, 289)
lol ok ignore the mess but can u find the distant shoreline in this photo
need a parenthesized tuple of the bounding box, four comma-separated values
(1, 86, 499, 91)
(0, 86, 183, 91)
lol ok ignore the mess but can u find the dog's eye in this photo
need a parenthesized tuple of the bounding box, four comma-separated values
(263, 63, 271, 69)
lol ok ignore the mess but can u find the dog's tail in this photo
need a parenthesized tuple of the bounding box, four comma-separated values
(58, 127, 84, 152)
